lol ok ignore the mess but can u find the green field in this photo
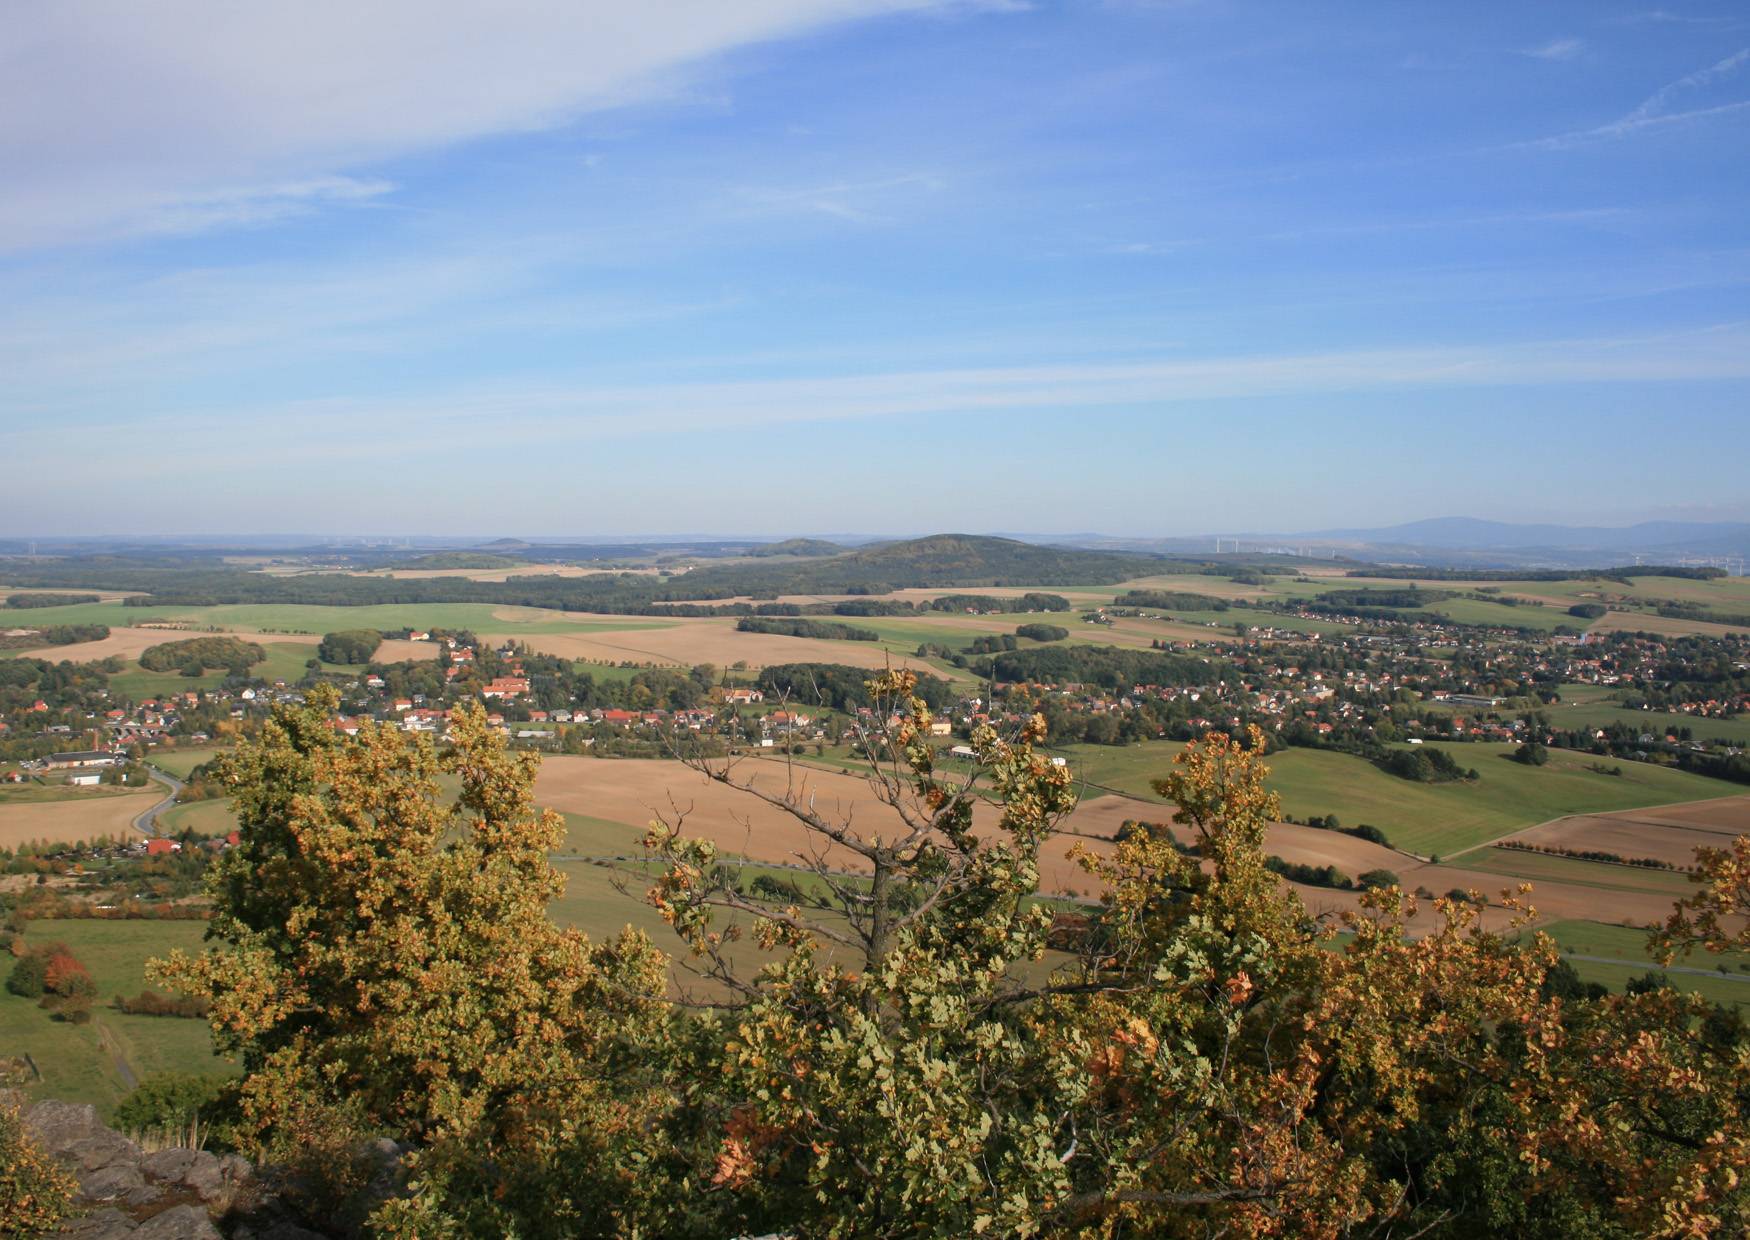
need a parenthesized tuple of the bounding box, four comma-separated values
(1532, 919, 1750, 1010)
(1458, 847, 1698, 898)
(156, 799, 239, 837)
(1548, 699, 1750, 747)
(0, 600, 674, 638)
(106, 640, 352, 698)
(147, 745, 231, 779)
(1050, 739, 1738, 857)
(0, 919, 231, 1115)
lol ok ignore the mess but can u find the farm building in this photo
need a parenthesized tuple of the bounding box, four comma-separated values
(44, 750, 119, 769)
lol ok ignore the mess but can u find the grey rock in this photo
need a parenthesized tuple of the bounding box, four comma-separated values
(133, 1205, 222, 1240)
(78, 1161, 146, 1202)
(141, 1146, 201, 1182)
(25, 1099, 101, 1155)
(66, 1129, 143, 1170)
(180, 1149, 226, 1199)
(219, 1152, 254, 1183)
(123, 1182, 169, 1208)
(54, 1207, 137, 1239)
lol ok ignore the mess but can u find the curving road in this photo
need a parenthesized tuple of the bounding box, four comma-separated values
(132, 765, 185, 837)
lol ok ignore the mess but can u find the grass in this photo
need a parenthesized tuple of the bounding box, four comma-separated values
(1458, 847, 1698, 897)
(156, 800, 238, 837)
(0, 781, 144, 805)
(0, 600, 674, 637)
(1048, 739, 1738, 857)
(1548, 699, 1750, 747)
(0, 919, 231, 1114)
(146, 745, 231, 779)
(1530, 920, 1750, 1010)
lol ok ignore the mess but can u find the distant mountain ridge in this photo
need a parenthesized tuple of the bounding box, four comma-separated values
(1300, 517, 1750, 552)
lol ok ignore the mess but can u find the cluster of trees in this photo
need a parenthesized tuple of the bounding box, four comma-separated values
(1113, 589, 1230, 611)
(142, 695, 1750, 1235)
(734, 617, 879, 642)
(1568, 603, 1608, 619)
(0, 622, 108, 650)
(316, 628, 384, 664)
(756, 662, 953, 710)
(6, 942, 96, 1023)
(1014, 622, 1069, 642)
(1377, 744, 1478, 783)
(978, 643, 1222, 690)
(926, 591, 1071, 613)
(139, 636, 266, 675)
(2, 592, 100, 608)
(966, 633, 1019, 655)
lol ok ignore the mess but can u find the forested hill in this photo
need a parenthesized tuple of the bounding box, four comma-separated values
(0, 535, 1185, 614)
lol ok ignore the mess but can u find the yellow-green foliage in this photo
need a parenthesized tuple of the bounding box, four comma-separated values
(0, 1103, 76, 1237)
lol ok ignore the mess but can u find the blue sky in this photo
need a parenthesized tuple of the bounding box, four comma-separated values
(2, 1, 1747, 538)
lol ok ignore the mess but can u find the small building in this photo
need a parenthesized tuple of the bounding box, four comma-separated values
(144, 838, 180, 856)
(65, 772, 103, 786)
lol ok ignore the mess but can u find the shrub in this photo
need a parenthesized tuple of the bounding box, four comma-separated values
(1357, 869, 1401, 890)
(1513, 741, 1550, 766)
(5, 952, 47, 999)
(114, 1072, 235, 1145)
(0, 1103, 76, 1234)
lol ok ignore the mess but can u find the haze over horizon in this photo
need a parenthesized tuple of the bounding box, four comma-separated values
(3, 1, 1748, 536)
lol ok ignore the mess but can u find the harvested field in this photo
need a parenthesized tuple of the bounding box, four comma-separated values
(374, 638, 441, 663)
(0, 791, 156, 849)
(529, 754, 1700, 933)
(533, 755, 1111, 893)
(1507, 795, 1750, 867)
(496, 617, 939, 671)
(13, 626, 318, 662)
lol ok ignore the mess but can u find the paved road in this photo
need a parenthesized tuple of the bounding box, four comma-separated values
(132, 766, 185, 837)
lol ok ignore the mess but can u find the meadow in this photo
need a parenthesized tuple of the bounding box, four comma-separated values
(0, 918, 230, 1115)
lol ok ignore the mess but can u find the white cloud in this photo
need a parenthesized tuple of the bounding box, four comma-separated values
(0, 1, 965, 250)
(1518, 38, 1583, 61)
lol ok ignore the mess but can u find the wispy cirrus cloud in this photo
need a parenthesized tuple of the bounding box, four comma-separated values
(1518, 38, 1584, 61)
(1519, 46, 1750, 148)
(16, 321, 1748, 460)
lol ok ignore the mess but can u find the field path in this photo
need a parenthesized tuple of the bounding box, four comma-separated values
(96, 1021, 139, 1092)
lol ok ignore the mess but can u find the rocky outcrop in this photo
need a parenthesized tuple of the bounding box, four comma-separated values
(19, 1099, 289, 1239)
(13, 1096, 419, 1238)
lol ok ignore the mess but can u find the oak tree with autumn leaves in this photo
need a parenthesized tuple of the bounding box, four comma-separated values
(156, 677, 1747, 1237)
